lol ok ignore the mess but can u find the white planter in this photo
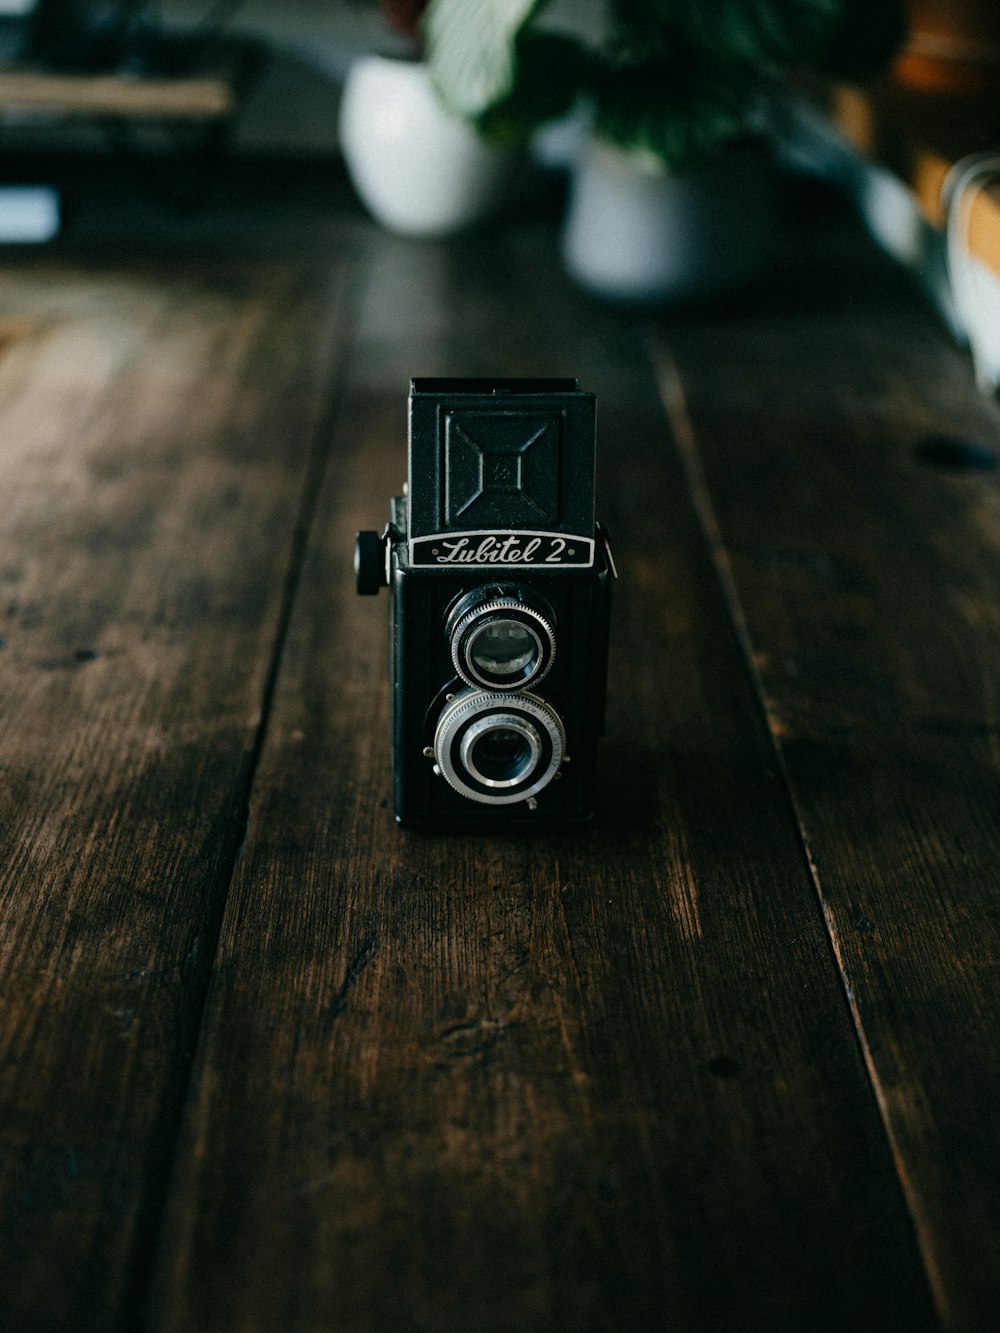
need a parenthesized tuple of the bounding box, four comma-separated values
(562, 136, 780, 303)
(339, 54, 513, 238)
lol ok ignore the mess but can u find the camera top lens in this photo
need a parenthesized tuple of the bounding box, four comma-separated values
(467, 619, 538, 680)
(449, 592, 555, 690)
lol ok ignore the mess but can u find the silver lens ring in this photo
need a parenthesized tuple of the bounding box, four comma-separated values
(451, 598, 555, 690)
(433, 689, 565, 806)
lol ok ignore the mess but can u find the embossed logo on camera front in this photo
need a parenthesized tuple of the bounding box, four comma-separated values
(410, 531, 595, 568)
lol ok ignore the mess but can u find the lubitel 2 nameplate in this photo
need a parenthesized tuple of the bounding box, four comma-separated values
(409, 531, 596, 568)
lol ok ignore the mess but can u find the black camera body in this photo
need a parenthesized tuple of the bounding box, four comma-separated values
(356, 378, 615, 827)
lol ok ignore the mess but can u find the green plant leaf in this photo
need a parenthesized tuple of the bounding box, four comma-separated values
(424, 0, 551, 119)
(595, 54, 759, 172)
(815, 0, 908, 82)
(423, 0, 907, 164)
(478, 31, 592, 143)
(611, 0, 844, 67)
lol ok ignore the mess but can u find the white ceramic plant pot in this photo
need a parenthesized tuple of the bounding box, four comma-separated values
(562, 136, 780, 303)
(339, 54, 512, 238)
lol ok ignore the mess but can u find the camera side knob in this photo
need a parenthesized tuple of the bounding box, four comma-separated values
(355, 530, 385, 595)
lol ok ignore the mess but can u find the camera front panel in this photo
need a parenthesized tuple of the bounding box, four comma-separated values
(356, 378, 614, 827)
(390, 550, 613, 826)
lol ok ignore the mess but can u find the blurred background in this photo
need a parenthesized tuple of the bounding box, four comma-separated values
(0, 1, 997, 379)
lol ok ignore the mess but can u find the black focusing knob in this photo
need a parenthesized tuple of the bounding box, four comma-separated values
(355, 530, 385, 595)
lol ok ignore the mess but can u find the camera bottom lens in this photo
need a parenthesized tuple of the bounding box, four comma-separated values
(461, 717, 540, 788)
(433, 689, 565, 806)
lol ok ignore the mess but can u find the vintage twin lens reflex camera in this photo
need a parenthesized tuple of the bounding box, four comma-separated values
(355, 378, 616, 826)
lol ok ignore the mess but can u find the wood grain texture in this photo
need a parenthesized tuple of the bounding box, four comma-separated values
(0, 246, 354, 1328)
(653, 218, 1000, 1331)
(147, 231, 936, 1332)
(0, 71, 236, 119)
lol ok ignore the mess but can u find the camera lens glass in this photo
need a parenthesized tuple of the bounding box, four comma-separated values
(467, 620, 539, 682)
(449, 594, 555, 690)
(433, 689, 565, 805)
(461, 716, 541, 788)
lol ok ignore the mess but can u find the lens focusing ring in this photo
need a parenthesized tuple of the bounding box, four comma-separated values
(451, 597, 555, 690)
(433, 689, 565, 805)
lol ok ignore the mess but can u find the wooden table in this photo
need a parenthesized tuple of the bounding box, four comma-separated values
(1, 168, 999, 1332)
(0, 69, 236, 120)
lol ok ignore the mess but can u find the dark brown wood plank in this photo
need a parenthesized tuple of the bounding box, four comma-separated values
(653, 210, 1000, 1331)
(148, 227, 937, 1331)
(0, 244, 353, 1328)
(0, 69, 235, 119)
